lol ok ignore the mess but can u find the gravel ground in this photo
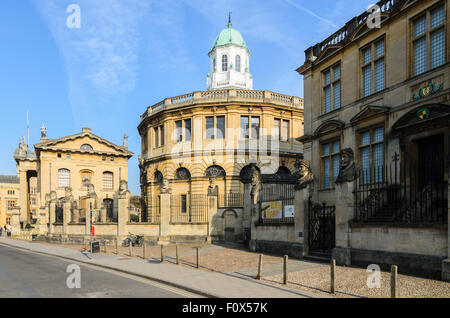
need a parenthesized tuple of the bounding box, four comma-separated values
(25, 240, 450, 298)
(264, 266, 450, 298)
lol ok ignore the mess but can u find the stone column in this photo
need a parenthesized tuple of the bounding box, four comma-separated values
(332, 181, 355, 266)
(207, 195, 218, 242)
(158, 193, 171, 243)
(11, 209, 21, 236)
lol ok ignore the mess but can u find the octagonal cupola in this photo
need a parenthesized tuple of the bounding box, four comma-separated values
(207, 15, 253, 91)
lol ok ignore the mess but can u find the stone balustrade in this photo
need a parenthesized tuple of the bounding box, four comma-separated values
(141, 89, 303, 120)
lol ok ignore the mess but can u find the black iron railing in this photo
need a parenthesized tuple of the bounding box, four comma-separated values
(354, 154, 448, 225)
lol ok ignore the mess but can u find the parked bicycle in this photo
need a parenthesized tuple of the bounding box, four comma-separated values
(122, 232, 144, 247)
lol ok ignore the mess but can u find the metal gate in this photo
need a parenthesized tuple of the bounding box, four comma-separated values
(55, 200, 64, 224)
(308, 199, 336, 257)
(104, 199, 114, 222)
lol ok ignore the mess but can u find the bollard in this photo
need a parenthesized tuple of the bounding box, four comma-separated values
(143, 243, 147, 260)
(115, 238, 119, 255)
(160, 245, 164, 263)
(196, 247, 200, 269)
(176, 244, 180, 265)
(391, 265, 398, 298)
(103, 241, 107, 253)
(283, 255, 288, 285)
(256, 254, 263, 280)
(129, 243, 133, 257)
(330, 259, 336, 294)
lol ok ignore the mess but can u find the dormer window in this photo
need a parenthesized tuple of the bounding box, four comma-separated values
(81, 144, 93, 151)
(222, 55, 228, 72)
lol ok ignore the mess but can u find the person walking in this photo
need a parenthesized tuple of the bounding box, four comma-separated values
(6, 224, 11, 237)
(0, 225, 3, 237)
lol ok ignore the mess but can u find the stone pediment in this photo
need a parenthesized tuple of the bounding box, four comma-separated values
(35, 131, 133, 157)
(316, 46, 342, 64)
(350, 14, 390, 42)
(350, 106, 390, 124)
(314, 120, 345, 137)
(392, 104, 450, 131)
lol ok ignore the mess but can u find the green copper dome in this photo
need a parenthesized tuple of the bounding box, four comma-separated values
(211, 23, 247, 51)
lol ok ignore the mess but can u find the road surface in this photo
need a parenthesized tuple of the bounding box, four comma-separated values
(0, 244, 196, 298)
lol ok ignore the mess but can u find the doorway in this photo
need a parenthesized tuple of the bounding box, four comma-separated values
(417, 134, 444, 188)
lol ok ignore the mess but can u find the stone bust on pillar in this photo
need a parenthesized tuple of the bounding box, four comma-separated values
(160, 177, 171, 194)
(250, 166, 261, 206)
(63, 187, 74, 203)
(86, 183, 98, 199)
(294, 159, 314, 190)
(50, 191, 58, 203)
(336, 148, 361, 184)
(118, 180, 131, 199)
(208, 176, 219, 196)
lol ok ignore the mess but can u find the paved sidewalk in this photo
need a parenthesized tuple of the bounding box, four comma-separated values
(0, 237, 326, 298)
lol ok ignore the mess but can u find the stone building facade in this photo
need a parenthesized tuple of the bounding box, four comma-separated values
(297, 0, 450, 280)
(12, 127, 133, 237)
(0, 175, 20, 229)
(138, 20, 304, 243)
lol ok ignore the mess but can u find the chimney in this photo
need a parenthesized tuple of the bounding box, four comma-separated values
(82, 127, 91, 133)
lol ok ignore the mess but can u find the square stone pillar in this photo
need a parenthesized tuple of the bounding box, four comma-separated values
(63, 201, 71, 237)
(49, 202, 56, 236)
(117, 196, 129, 239)
(158, 193, 171, 243)
(293, 185, 312, 258)
(18, 170, 28, 223)
(11, 210, 21, 236)
(100, 207, 107, 223)
(242, 183, 252, 230)
(332, 181, 355, 266)
(207, 195, 218, 242)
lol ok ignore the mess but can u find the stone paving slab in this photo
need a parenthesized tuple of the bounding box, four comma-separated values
(0, 238, 327, 298)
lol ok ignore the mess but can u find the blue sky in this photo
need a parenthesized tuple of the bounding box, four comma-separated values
(0, 0, 375, 194)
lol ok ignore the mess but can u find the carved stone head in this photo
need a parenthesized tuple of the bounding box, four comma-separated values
(87, 184, 96, 197)
(64, 187, 73, 198)
(340, 148, 354, 170)
(295, 159, 314, 189)
(82, 176, 90, 187)
(50, 191, 57, 202)
(336, 148, 361, 184)
(209, 176, 217, 188)
(119, 180, 128, 193)
(160, 177, 171, 194)
(45, 193, 51, 204)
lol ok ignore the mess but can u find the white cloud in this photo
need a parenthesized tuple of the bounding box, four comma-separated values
(284, 0, 339, 28)
(34, 0, 148, 96)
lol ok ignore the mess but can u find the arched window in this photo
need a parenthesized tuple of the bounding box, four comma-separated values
(213, 58, 216, 70)
(235, 55, 241, 72)
(205, 166, 226, 178)
(222, 55, 228, 72)
(58, 169, 70, 188)
(154, 171, 163, 183)
(103, 172, 113, 190)
(276, 166, 292, 176)
(80, 144, 93, 151)
(175, 168, 191, 180)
